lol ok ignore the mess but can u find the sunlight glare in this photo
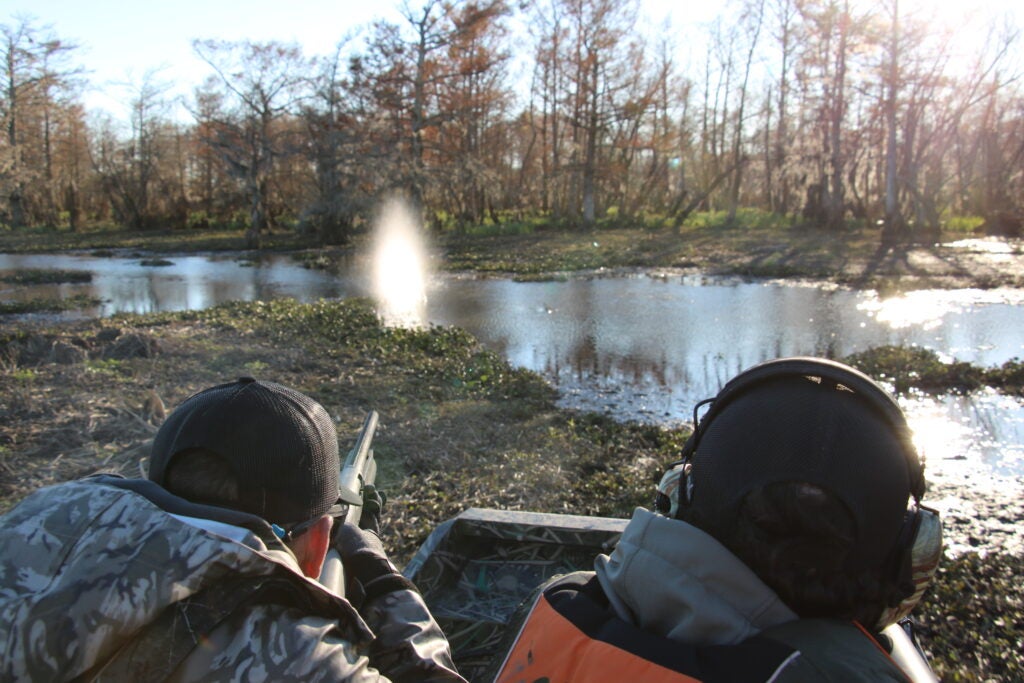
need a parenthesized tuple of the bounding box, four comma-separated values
(857, 291, 952, 330)
(371, 197, 430, 328)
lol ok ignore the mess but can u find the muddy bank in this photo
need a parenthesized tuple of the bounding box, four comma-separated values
(3, 225, 1022, 292)
(928, 479, 1024, 557)
(833, 238, 1024, 292)
(438, 228, 1024, 292)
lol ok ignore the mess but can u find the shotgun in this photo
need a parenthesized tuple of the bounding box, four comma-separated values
(318, 410, 379, 594)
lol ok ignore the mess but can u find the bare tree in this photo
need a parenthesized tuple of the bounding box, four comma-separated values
(726, 0, 766, 225)
(420, 1, 512, 228)
(300, 39, 380, 244)
(352, 0, 509, 223)
(0, 17, 81, 227)
(192, 40, 309, 248)
(527, 0, 646, 229)
(527, 0, 568, 216)
(767, 0, 798, 214)
(90, 72, 175, 229)
(790, 0, 862, 230)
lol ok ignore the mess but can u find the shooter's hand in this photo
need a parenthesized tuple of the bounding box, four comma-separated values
(359, 484, 386, 534)
(331, 522, 415, 610)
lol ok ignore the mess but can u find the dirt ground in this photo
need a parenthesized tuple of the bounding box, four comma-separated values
(836, 238, 1024, 291)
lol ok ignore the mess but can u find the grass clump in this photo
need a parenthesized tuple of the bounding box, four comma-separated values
(844, 346, 1024, 396)
(942, 215, 986, 235)
(0, 294, 102, 315)
(844, 346, 984, 394)
(984, 359, 1024, 396)
(0, 269, 92, 285)
(917, 552, 1024, 682)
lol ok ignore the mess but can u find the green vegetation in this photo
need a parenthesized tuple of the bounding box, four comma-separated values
(917, 552, 1024, 682)
(0, 294, 101, 315)
(436, 217, 1024, 290)
(0, 269, 92, 285)
(942, 215, 987, 235)
(0, 225, 309, 255)
(0, 297, 667, 552)
(1, 212, 1020, 291)
(440, 218, 874, 278)
(84, 358, 128, 377)
(844, 346, 1024, 397)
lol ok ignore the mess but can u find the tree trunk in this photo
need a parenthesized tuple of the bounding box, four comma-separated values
(882, 0, 903, 243)
(827, 3, 849, 230)
(582, 58, 599, 230)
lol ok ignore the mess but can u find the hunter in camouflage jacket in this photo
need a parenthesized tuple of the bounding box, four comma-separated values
(0, 475, 466, 682)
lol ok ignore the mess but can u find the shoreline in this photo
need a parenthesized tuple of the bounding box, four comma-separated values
(2, 226, 1022, 293)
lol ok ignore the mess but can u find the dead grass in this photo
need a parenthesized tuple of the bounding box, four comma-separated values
(0, 300, 672, 565)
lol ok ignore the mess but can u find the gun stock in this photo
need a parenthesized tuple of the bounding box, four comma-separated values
(319, 411, 379, 594)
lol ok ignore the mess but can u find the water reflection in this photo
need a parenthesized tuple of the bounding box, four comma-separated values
(426, 275, 1024, 482)
(427, 275, 1024, 408)
(0, 253, 361, 318)
(903, 391, 1024, 479)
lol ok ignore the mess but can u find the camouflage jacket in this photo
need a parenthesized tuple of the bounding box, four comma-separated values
(0, 476, 466, 683)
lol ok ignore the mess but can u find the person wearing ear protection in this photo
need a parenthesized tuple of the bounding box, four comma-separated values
(492, 357, 942, 682)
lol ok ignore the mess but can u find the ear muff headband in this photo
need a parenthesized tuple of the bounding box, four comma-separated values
(667, 357, 940, 628)
(679, 357, 926, 504)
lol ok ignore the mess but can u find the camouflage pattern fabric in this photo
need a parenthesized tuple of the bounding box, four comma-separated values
(0, 478, 465, 682)
(404, 508, 627, 681)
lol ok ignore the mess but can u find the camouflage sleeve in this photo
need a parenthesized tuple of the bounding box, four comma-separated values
(168, 597, 465, 683)
(360, 588, 468, 683)
(169, 603, 408, 682)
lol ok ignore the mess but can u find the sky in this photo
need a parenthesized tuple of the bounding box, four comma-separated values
(5, 0, 1020, 124)
(0, 0, 741, 122)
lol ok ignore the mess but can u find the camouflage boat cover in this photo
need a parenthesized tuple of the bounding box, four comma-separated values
(403, 508, 627, 681)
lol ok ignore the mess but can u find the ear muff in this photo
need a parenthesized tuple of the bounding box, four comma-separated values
(662, 357, 941, 628)
(878, 505, 942, 627)
(654, 460, 687, 518)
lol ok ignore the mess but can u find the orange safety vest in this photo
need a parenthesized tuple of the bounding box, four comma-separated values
(494, 573, 799, 683)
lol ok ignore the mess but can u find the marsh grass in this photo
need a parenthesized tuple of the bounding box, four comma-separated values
(0, 269, 92, 285)
(845, 346, 1024, 397)
(439, 221, 884, 280)
(2, 217, 1017, 290)
(0, 225, 309, 254)
(917, 553, 1024, 681)
(0, 294, 101, 315)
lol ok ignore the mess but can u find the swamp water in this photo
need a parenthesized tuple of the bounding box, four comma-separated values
(2, 250, 1023, 552)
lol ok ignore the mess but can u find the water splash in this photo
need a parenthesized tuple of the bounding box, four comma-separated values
(371, 197, 430, 328)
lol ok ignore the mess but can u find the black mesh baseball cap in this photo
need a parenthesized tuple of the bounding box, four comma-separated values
(688, 364, 917, 573)
(148, 377, 341, 525)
